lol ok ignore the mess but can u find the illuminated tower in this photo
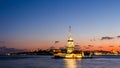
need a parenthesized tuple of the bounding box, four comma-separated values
(67, 26, 74, 54)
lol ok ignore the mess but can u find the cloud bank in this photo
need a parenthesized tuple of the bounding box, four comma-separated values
(117, 36, 120, 38)
(101, 36, 114, 40)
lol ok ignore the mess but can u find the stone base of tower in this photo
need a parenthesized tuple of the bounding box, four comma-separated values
(54, 52, 92, 59)
(65, 54, 82, 59)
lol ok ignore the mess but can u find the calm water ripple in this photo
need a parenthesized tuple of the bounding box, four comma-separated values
(0, 56, 120, 68)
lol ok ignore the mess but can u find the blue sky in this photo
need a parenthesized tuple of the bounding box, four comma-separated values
(0, 0, 120, 49)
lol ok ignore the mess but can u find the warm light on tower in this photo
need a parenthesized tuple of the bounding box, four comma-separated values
(67, 26, 74, 54)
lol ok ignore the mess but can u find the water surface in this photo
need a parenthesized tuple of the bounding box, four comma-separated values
(0, 55, 120, 68)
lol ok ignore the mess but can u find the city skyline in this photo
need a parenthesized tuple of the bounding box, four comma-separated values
(1, 0, 120, 50)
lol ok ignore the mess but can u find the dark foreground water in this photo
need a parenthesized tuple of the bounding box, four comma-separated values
(0, 55, 120, 68)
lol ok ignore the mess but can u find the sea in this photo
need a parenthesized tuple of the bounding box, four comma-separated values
(0, 55, 120, 68)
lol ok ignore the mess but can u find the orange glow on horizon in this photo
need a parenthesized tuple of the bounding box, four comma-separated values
(5, 37, 120, 51)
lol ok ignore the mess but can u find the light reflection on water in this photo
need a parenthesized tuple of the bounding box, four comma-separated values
(64, 59, 77, 68)
(64, 59, 82, 68)
(0, 56, 120, 68)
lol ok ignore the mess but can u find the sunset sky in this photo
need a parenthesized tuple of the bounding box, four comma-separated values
(1, 0, 120, 50)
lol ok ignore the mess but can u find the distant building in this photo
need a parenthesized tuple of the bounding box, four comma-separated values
(49, 46, 55, 50)
(74, 45, 80, 50)
(0, 46, 25, 55)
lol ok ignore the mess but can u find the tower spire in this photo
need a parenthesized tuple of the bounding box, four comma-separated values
(69, 26, 71, 33)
